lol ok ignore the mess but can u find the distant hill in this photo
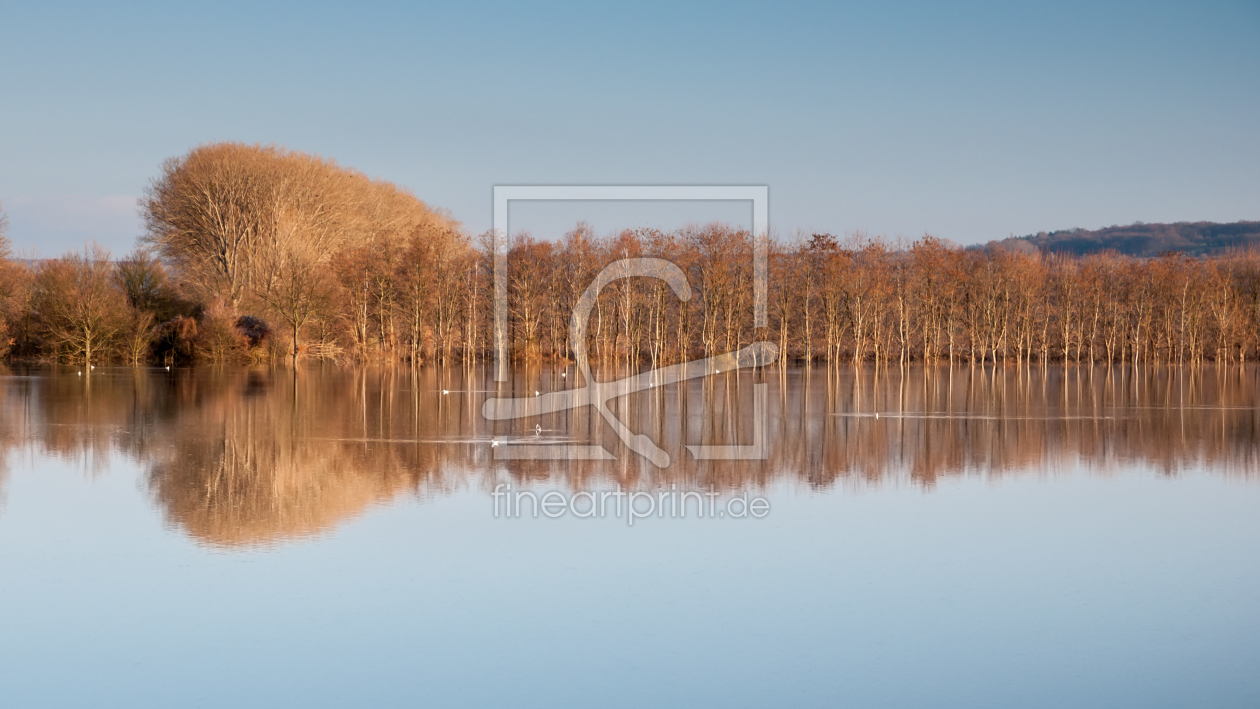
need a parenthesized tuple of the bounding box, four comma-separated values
(987, 221, 1260, 257)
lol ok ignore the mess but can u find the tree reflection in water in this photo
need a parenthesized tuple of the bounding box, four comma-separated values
(0, 364, 1257, 547)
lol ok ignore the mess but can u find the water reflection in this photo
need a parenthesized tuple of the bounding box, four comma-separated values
(0, 364, 1257, 546)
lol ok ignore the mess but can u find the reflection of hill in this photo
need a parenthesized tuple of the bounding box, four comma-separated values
(1, 364, 1259, 546)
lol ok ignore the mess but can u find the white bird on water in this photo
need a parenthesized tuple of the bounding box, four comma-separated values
(535, 390, 539, 396)
(535, 424, 542, 435)
(77, 371, 81, 376)
(442, 389, 449, 395)
(491, 439, 499, 448)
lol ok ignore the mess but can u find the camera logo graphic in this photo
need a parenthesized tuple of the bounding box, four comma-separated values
(483, 186, 774, 467)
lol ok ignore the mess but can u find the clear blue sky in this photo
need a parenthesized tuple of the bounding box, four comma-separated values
(1, 0, 1257, 255)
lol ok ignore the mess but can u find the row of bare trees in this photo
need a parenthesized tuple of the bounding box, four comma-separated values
(482, 228, 1260, 367)
(4, 144, 1260, 366)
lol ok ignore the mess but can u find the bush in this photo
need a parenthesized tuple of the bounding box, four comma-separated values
(153, 316, 198, 364)
(195, 301, 248, 363)
(235, 315, 271, 348)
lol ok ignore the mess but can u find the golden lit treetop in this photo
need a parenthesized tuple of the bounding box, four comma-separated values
(140, 142, 460, 310)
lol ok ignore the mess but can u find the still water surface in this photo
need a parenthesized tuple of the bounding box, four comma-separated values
(1, 365, 1258, 707)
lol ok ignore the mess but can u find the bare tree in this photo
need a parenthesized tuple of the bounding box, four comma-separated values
(141, 142, 459, 325)
(0, 203, 31, 357)
(31, 246, 129, 365)
(261, 252, 336, 361)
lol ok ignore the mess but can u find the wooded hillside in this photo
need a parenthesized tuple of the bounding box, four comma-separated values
(990, 221, 1260, 257)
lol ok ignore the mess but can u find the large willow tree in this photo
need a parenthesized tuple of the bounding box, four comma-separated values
(140, 142, 459, 356)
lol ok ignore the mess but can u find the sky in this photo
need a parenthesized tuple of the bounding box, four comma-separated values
(0, 0, 1257, 255)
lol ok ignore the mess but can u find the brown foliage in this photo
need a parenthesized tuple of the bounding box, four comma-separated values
(140, 142, 462, 359)
(0, 213, 31, 358)
(0, 203, 28, 356)
(11, 149, 1260, 367)
(195, 300, 249, 363)
(29, 246, 130, 365)
(471, 229, 1260, 367)
(154, 316, 198, 364)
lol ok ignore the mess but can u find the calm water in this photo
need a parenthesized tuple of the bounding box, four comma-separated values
(1, 364, 1259, 708)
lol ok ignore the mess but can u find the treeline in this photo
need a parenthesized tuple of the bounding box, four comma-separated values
(491, 230, 1260, 367)
(2, 144, 1260, 366)
(0, 143, 467, 364)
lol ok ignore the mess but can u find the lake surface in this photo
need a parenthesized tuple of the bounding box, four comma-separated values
(1, 364, 1259, 708)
